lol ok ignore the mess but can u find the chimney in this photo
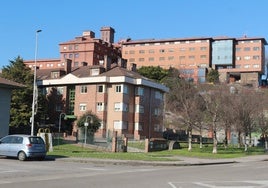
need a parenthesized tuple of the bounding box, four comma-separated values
(65, 59, 72, 74)
(100, 26, 115, 43)
(81, 62, 88, 66)
(82, 30, 95, 38)
(118, 58, 127, 68)
(131, 63, 137, 72)
(104, 55, 111, 70)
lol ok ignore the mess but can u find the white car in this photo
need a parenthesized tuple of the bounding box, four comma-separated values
(0, 135, 47, 161)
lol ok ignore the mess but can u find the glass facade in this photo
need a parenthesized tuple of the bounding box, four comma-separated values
(212, 40, 234, 65)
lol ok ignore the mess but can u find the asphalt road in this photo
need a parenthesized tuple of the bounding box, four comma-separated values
(1, 157, 268, 188)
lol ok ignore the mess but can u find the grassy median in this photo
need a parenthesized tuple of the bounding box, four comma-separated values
(46, 139, 267, 161)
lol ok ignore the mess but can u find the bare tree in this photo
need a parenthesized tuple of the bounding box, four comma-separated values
(232, 88, 260, 151)
(165, 69, 205, 151)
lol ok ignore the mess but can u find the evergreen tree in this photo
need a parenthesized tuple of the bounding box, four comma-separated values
(1, 56, 47, 133)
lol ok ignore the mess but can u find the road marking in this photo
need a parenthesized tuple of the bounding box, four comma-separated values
(80, 167, 107, 171)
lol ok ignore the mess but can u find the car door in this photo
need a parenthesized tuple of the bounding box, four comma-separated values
(0, 136, 12, 156)
(9, 136, 23, 157)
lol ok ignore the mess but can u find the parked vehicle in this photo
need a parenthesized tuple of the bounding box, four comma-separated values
(0, 135, 46, 161)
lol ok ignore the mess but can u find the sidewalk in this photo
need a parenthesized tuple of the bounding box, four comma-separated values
(57, 154, 268, 166)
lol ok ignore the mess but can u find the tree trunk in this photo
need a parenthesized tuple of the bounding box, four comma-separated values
(188, 129, 192, 151)
(237, 131, 241, 148)
(199, 127, 202, 149)
(224, 128, 228, 149)
(265, 135, 268, 150)
(244, 135, 248, 152)
(212, 130, 218, 154)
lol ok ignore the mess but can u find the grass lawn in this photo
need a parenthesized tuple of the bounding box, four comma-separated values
(47, 139, 267, 161)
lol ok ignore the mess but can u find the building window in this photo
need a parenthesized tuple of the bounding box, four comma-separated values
(69, 54, 73, 58)
(200, 47, 207, 51)
(244, 64, 250, 68)
(149, 57, 154, 61)
(68, 45, 73, 50)
(97, 85, 105, 93)
(244, 56, 251, 60)
(80, 85, 87, 93)
(168, 56, 174, 61)
(179, 48, 186, 51)
(253, 64, 260, 68)
(236, 47, 241, 51)
(236, 56, 241, 60)
(189, 55, 195, 60)
(139, 58, 145, 62)
(154, 124, 163, 132)
(159, 49, 165, 53)
(56, 87, 64, 95)
(74, 62, 79, 67)
(74, 53, 79, 58)
(135, 87, 144, 96)
(74, 44, 79, 50)
(179, 56, 185, 60)
(51, 71, 60, 78)
(149, 49, 155, 53)
(115, 85, 121, 93)
(134, 122, 143, 131)
(135, 105, 144, 113)
(97, 102, 105, 111)
(154, 108, 162, 116)
(114, 102, 128, 112)
(253, 55, 260, 60)
(55, 104, 62, 112)
(155, 91, 163, 100)
(159, 57, 165, 61)
(168, 48, 174, 52)
(244, 47, 251, 51)
(200, 55, 206, 59)
(115, 84, 128, 94)
(189, 47, 195, 51)
(129, 50, 135, 54)
(113, 121, 128, 130)
(139, 50, 145, 54)
(253, 47, 260, 51)
(79, 104, 87, 111)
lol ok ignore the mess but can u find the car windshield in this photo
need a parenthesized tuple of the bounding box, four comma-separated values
(29, 137, 44, 144)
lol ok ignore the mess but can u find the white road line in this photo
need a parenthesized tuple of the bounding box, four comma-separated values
(168, 182, 179, 188)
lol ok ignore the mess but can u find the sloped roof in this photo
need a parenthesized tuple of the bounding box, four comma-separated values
(100, 66, 145, 79)
(0, 77, 25, 89)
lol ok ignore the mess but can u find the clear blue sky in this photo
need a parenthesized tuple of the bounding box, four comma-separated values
(0, 0, 267, 68)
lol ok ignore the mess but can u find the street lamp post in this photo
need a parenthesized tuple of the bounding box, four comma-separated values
(31, 29, 42, 136)
(84, 116, 93, 146)
(58, 113, 66, 146)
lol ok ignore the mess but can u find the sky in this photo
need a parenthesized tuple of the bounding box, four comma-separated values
(0, 0, 267, 68)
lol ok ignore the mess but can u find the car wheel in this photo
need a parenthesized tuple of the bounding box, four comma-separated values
(18, 151, 27, 161)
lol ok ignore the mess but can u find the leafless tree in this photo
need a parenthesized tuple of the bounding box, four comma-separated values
(165, 70, 205, 151)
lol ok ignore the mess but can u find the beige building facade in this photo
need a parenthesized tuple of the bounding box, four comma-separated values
(121, 36, 267, 86)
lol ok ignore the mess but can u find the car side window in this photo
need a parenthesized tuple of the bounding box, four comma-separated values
(14, 137, 23, 144)
(1, 136, 12, 144)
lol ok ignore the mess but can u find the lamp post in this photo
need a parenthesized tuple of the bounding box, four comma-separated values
(31, 29, 42, 136)
(84, 115, 93, 146)
(58, 113, 66, 146)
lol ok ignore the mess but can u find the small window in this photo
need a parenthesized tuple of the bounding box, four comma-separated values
(80, 85, 87, 93)
(116, 85, 121, 93)
(79, 104, 87, 111)
(135, 87, 144, 96)
(97, 85, 105, 93)
(97, 102, 104, 111)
